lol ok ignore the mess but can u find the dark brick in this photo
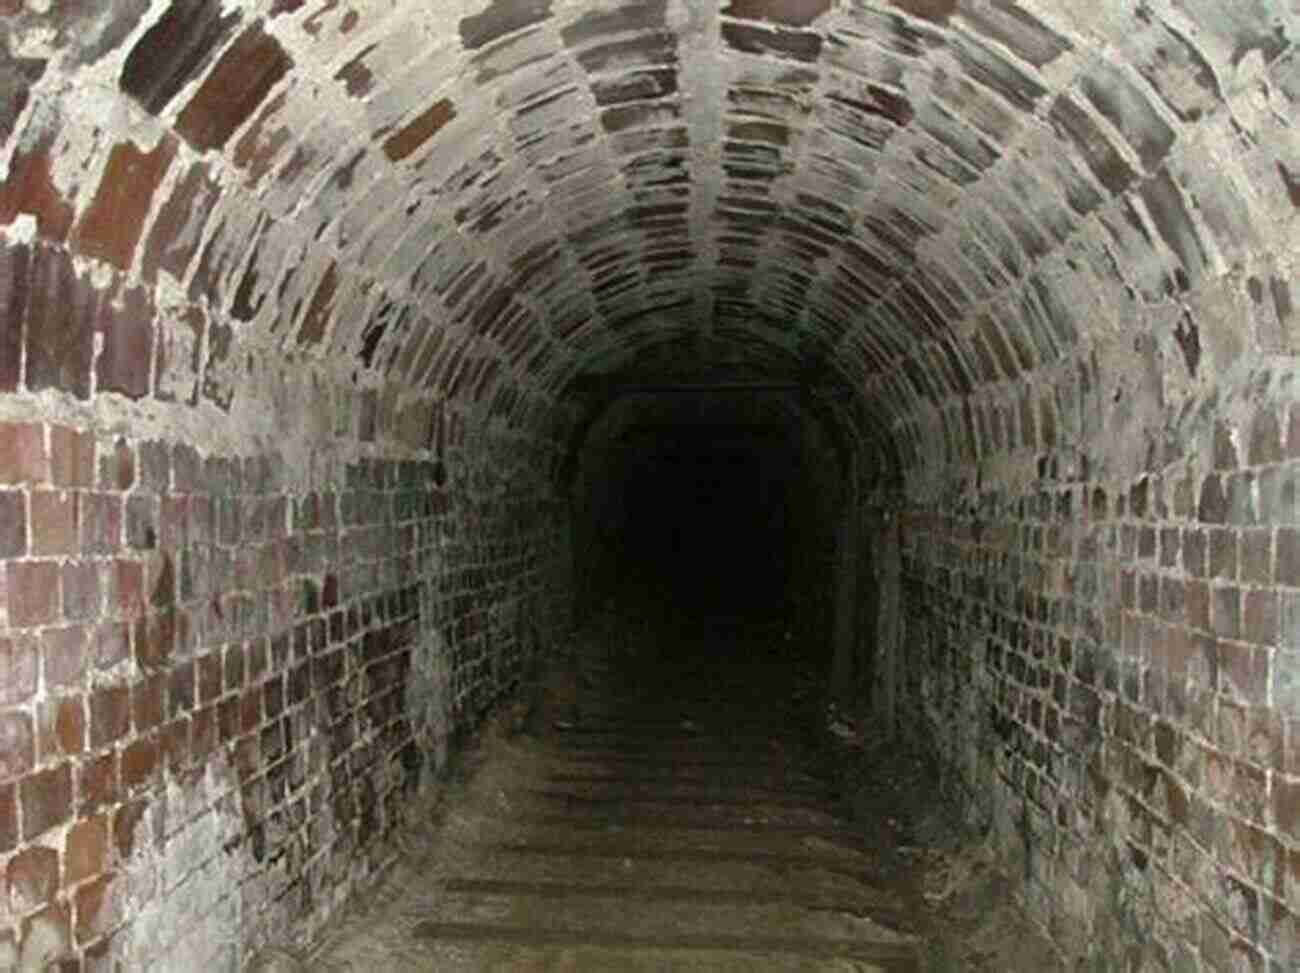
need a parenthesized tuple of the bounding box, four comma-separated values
(175, 22, 293, 151)
(133, 673, 166, 732)
(0, 242, 29, 391)
(20, 762, 73, 839)
(120, 0, 242, 115)
(1199, 474, 1227, 523)
(121, 735, 159, 791)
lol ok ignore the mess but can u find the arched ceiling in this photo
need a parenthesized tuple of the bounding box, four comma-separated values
(2, 0, 1297, 473)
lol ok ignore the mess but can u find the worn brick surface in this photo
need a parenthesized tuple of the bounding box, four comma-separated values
(1, 0, 1299, 968)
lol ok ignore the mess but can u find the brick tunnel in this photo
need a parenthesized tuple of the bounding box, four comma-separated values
(1, 0, 1299, 968)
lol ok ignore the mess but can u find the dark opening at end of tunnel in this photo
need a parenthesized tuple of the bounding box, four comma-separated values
(569, 381, 849, 661)
(617, 425, 794, 625)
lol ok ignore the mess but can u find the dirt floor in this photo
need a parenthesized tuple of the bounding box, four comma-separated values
(278, 609, 1062, 972)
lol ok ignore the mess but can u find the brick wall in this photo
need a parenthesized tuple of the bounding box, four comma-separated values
(882, 378, 1300, 968)
(0, 417, 568, 968)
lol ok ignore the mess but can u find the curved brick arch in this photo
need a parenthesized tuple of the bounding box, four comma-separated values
(0, 0, 1293, 466)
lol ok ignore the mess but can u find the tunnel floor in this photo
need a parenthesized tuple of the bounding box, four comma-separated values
(308, 611, 1059, 971)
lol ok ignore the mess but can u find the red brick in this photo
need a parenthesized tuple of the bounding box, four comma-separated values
(89, 686, 130, 749)
(1243, 589, 1279, 646)
(77, 752, 118, 815)
(0, 134, 75, 242)
(74, 871, 117, 946)
(39, 694, 86, 761)
(30, 490, 80, 556)
(75, 137, 176, 272)
(7, 560, 60, 627)
(175, 23, 292, 151)
(42, 626, 88, 689)
(0, 489, 26, 557)
(20, 762, 73, 839)
(0, 782, 15, 853)
(49, 427, 95, 490)
(120, 735, 158, 791)
(61, 561, 101, 622)
(7, 843, 59, 912)
(0, 422, 47, 484)
(110, 559, 144, 615)
(0, 708, 34, 781)
(0, 636, 37, 705)
(64, 814, 108, 885)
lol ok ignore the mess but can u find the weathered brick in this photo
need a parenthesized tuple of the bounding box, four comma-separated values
(0, 637, 37, 706)
(42, 625, 88, 689)
(120, 735, 159, 791)
(0, 708, 35, 781)
(20, 762, 73, 839)
(0, 422, 48, 484)
(77, 752, 118, 815)
(132, 673, 166, 733)
(175, 22, 293, 151)
(25, 245, 95, 399)
(81, 493, 123, 555)
(96, 283, 154, 400)
(30, 490, 79, 556)
(38, 694, 86, 762)
(64, 814, 108, 885)
(89, 686, 130, 750)
(75, 137, 176, 271)
(7, 560, 60, 627)
(7, 844, 59, 912)
(0, 489, 26, 557)
(49, 427, 94, 489)
(1279, 528, 1300, 588)
(61, 561, 102, 622)
(0, 782, 16, 853)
